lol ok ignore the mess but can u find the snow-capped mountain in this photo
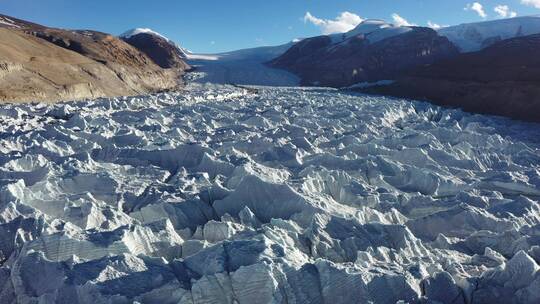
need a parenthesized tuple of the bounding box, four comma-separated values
(270, 20, 458, 87)
(268, 15, 540, 89)
(120, 28, 190, 69)
(121, 28, 173, 42)
(439, 15, 540, 52)
(121, 28, 190, 57)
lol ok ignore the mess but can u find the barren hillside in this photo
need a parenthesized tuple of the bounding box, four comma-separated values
(0, 14, 188, 103)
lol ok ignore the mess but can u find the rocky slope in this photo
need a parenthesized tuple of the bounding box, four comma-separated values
(0, 14, 188, 103)
(360, 34, 540, 122)
(269, 20, 459, 87)
(0, 83, 539, 303)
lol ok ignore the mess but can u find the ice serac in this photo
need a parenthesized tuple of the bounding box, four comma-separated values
(0, 83, 539, 303)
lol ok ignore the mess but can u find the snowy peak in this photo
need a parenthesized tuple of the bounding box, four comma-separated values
(347, 19, 397, 35)
(439, 15, 540, 52)
(330, 19, 413, 44)
(120, 28, 190, 69)
(120, 28, 190, 57)
(120, 28, 173, 42)
(348, 19, 393, 34)
(271, 25, 456, 87)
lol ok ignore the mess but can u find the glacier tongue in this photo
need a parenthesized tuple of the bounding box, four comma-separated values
(1, 83, 540, 303)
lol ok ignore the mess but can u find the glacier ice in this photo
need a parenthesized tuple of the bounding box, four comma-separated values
(0, 83, 540, 303)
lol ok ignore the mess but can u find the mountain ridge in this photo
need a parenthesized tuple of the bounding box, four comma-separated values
(269, 22, 459, 87)
(357, 33, 540, 122)
(0, 14, 189, 103)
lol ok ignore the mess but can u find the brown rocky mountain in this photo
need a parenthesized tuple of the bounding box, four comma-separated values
(269, 22, 459, 88)
(0, 14, 188, 103)
(121, 30, 190, 70)
(360, 34, 540, 122)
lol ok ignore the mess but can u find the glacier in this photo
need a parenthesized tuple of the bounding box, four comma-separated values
(186, 43, 300, 86)
(0, 83, 540, 303)
(438, 15, 540, 52)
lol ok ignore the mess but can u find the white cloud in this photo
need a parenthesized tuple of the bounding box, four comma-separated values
(465, 2, 487, 18)
(494, 5, 517, 18)
(521, 0, 540, 9)
(304, 11, 363, 35)
(427, 21, 442, 29)
(391, 13, 417, 27)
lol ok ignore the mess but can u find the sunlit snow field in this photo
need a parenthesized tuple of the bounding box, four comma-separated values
(1, 83, 540, 303)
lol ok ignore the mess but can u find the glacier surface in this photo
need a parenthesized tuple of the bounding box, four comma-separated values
(186, 44, 300, 87)
(0, 84, 540, 303)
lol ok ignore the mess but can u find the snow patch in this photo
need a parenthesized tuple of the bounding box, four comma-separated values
(0, 16, 21, 28)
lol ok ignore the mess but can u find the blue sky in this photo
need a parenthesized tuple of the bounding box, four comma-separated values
(1, 0, 539, 53)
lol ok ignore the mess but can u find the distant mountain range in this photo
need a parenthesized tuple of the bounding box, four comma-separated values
(268, 16, 540, 122)
(0, 14, 189, 102)
(270, 20, 459, 87)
